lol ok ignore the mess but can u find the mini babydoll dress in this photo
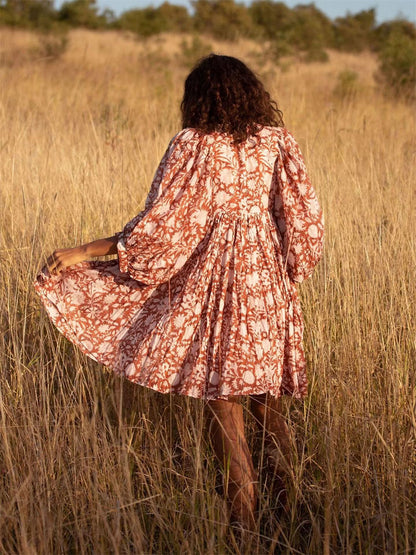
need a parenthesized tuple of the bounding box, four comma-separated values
(34, 126, 324, 400)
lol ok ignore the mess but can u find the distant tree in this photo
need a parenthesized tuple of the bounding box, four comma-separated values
(58, 0, 105, 29)
(0, 0, 54, 27)
(372, 19, 416, 51)
(157, 2, 192, 32)
(376, 23, 416, 97)
(249, 0, 293, 39)
(116, 7, 167, 36)
(291, 4, 334, 51)
(249, 1, 332, 61)
(192, 0, 256, 41)
(117, 3, 191, 36)
(334, 8, 376, 51)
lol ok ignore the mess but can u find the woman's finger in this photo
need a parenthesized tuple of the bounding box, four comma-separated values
(47, 257, 56, 271)
(45, 248, 82, 274)
(46, 261, 55, 274)
(55, 259, 69, 274)
(46, 254, 60, 274)
(47, 250, 60, 265)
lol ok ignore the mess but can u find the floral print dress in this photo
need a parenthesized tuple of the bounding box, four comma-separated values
(34, 126, 324, 400)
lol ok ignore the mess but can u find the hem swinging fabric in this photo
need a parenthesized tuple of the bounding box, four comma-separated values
(34, 126, 324, 401)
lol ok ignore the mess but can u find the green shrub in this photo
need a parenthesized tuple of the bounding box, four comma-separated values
(36, 31, 69, 60)
(377, 29, 416, 98)
(333, 70, 360, 100)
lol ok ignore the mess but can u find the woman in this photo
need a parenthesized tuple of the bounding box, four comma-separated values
(35, 54, 324, 532)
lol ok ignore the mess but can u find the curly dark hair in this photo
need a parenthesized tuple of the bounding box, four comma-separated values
(181, 54, 284, 144)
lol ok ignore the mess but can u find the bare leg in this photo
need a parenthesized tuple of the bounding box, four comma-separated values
(249, 393, 293, 479)
(205, 397, 258, 531)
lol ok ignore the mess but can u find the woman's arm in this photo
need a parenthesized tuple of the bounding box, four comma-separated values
(46, 234, 119, 275)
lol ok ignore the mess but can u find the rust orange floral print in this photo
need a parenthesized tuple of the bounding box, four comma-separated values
(35, 127, 324, 400)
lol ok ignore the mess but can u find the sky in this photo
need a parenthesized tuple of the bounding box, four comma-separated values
(83, 0, 416, 24)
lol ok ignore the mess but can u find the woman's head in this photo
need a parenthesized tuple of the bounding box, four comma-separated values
(181, 54, 284, 143)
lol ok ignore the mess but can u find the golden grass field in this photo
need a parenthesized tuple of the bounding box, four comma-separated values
(0, 28, 415, 553)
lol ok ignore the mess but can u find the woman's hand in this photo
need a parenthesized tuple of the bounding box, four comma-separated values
(46, 246, 88, 275)
(45, 235, 119, 275)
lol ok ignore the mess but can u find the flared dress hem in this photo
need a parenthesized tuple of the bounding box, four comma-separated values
(34, 271, 307, 401)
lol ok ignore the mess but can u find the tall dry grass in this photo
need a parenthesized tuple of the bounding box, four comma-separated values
(0, 28, 415, 553)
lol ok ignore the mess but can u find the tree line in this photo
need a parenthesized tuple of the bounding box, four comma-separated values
(1, 0, 415, 96)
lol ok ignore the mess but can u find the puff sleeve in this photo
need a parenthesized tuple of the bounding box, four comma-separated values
(273, 129, 324, 283)
(117, 129, 212, 286)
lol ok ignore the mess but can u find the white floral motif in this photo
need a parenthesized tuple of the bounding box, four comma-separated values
(242, 371, 255, 384)
(308, 224, 319, 238)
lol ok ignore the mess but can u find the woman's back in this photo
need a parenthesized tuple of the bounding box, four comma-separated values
(201, 126, 280, 215)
